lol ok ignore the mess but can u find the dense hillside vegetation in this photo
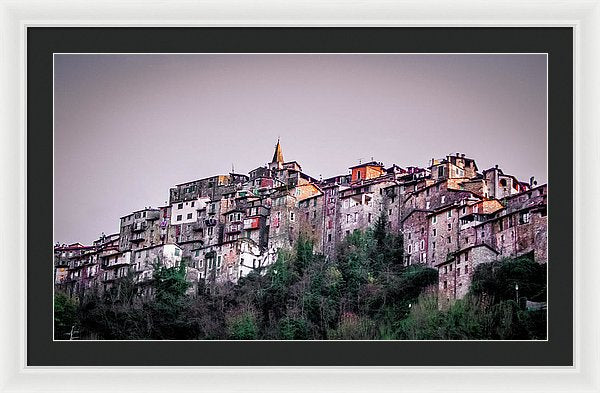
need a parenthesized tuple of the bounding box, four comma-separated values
(54, 215, 546, 340)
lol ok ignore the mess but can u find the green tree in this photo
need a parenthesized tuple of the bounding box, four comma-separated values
(278, 316, 309, 340)
(226, 311, 258, 339)
(148, 259, 192, 339)
(470, 255, 547, 303)
(54, 292, 79, 340)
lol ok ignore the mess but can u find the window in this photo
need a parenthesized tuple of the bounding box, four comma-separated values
(420, 240, 425, 250)
(346, 214, 351, 223)
(464, 251, 469, 261)
(465, 237, 469, 244)
(443, 280, 448, 289)
(368, 213, 372, 223)
(176, 214, 182, 221)
(520, 212, 531, 224)
(175, 248, 180, 256)
(328, 233, 332, 242)
(312, 211, 316, 219)
(191, 201, 195, 207)
(447, 236, 451, 244)
(208, 227, 213, 236)
(408, 244, 412, 254)
(457, 267, 461, 275)
(438, 166, 444, 177)
(444, 266, 448, 274)
(217, 256, 222, 267)
(465, 265, 469, 274)
(433, 228, 437, 237)
(447, 210, 452, 218)
(449, 264, 453, 272)
(441, 195, 446, 204)
(432, 216, 437, 224)
(426, 201, 430, 209)
(448, 223, 452, 230)
(462, 206, 466, 214)
(354, 212, 358, 221)
(178, 203, 183, 209)
(357, 171, 361, 180)
(187, 213, 193, 219)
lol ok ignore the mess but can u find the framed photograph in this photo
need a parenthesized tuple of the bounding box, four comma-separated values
(2, 0, 599, 392)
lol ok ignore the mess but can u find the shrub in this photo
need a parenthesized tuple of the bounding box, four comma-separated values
(226, 311, 258, 340)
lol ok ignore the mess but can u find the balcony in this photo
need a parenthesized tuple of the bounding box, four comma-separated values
(205, 218, 217, 226)
(225, 223, 243, 234)
(130, 234, 145, 243)
(459, 213, 485, 230)
(132, 222, 147, 232)
(54, 258, 69, 267)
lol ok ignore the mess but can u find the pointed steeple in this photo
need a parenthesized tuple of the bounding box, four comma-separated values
(271, 138, 284, 164)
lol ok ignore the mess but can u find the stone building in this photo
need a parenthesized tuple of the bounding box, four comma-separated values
(55, 141, 547, 307)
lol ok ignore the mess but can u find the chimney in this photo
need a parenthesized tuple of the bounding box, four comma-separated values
(461, 153, 465, 158)
(456, 152, 460, 157)
(530, 176, 535, 186)
(495, 164, 499, 169)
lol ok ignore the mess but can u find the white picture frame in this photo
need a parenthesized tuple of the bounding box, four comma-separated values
(1, 0, 598, 391)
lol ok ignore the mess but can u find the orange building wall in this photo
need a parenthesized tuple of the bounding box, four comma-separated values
(351, 165, 385, 182)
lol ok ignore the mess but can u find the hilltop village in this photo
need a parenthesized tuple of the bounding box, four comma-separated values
(54, 140, 547, 303)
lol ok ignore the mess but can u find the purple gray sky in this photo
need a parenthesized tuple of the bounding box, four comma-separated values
(54, 54, 547, 244)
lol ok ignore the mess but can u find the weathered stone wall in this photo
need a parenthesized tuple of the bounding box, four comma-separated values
(401, 210, 430, 266)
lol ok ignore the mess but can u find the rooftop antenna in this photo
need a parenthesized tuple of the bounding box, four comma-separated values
(357, 157, 364, 165)
(231, 163, 235, 174)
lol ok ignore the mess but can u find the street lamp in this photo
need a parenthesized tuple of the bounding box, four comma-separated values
(515, 283, 519, 304)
